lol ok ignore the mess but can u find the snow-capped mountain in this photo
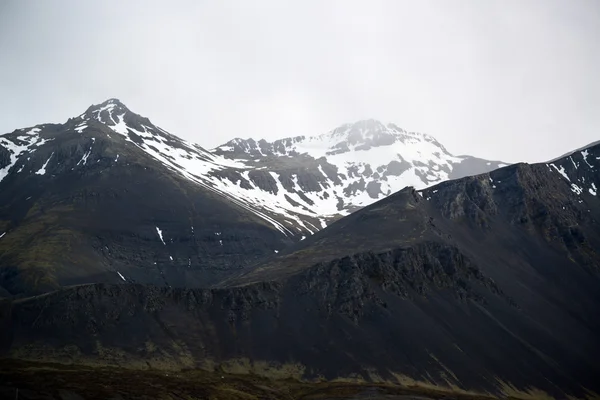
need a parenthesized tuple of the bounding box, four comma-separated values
(1, 100, 508, 238)
(88, 100, 509, 235)
(6, 126, 600, 398)
(211, 120, 508, 228)
(0, 97, 597, 298)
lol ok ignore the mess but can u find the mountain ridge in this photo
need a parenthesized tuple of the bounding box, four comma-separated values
(1, 98, 600, 398)
(2, 140, 600, 398)
(1, 98, 509, 237)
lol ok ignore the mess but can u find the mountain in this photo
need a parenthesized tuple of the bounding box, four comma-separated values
(2, 141, 599, 399)
(210, 119, 508, 229)
(0, 99, 296, 296)
(0, 99, 505, 296)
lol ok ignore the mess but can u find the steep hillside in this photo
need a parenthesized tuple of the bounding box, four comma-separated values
(0, 100, 294, 296)
(0, 99, 508, 296)
(2, 143, 599, 398)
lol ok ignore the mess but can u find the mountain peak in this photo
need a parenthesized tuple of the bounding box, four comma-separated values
(336, 118, 387, 132)
(82, 98, 131, 122)
(91, 97, 126, 109)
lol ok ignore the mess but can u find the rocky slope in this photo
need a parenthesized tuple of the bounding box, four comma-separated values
(2, 142, 599, 398)
(0, 99, 506, 296)
(0, 101, 296, 296)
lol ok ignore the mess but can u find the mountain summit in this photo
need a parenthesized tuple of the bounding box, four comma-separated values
(211, 117, 508, 226)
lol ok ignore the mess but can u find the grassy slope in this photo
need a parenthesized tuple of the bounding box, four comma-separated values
(0, 359, 564, 400)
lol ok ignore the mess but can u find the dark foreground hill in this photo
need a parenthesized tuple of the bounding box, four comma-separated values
(1, 143, 599, 399)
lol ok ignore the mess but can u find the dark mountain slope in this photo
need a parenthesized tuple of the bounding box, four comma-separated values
(223, 149, 600, 286)
(0, 100, 293, 296)
(2, 143, 600, 398)
(0, 99, 510, 297)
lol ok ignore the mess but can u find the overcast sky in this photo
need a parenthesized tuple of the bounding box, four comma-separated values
(1, 1, 598, 163)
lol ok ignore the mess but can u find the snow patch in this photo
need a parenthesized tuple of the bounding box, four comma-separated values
(569, 156, 578, 169)
(35, 152, 54, 175)
(581, 150, 593, 168)
(156, 227, 166, 245)
(550, 163, 570, 181)
(77, 144, 93, 166)
(117, 271, 126, 281)
(0, 129, 49, 181)
(74, 124, 87, 133)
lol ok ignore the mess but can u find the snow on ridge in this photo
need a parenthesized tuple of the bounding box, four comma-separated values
(109, 113, 129, 135)
(549, 155, 600, 198)
(581, 150, 593, 168)
(102, 115, 457, 232)
(89, 114, 298, 234)
(0, 128, 49, 182)
(88, 111, 506, 237)
(90, 102, 117, 124)
(74, 124, 87, 133)
(550, 163, 571, 181)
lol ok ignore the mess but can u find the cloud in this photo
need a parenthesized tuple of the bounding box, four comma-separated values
(1, 0, 599, 163)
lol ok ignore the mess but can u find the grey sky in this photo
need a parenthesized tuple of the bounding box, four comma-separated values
(1, 0, 598, 163)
